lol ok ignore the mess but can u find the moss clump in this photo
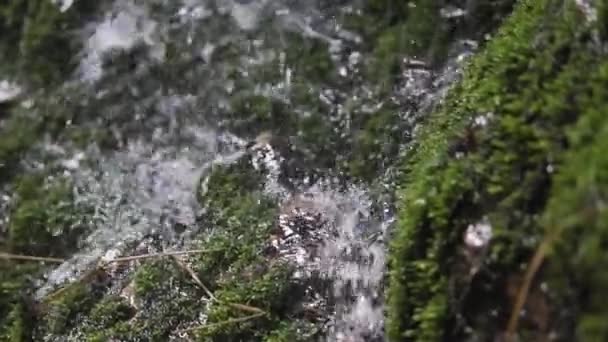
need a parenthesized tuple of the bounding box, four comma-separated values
(388, 0, 608, 340)
(282, 32, 335, 84)
(127, 260, 202, 341)
(0, 115, 41, 181)
(83, 158, 313, 341)
(348, 106, 403, 180)
(263, 320, 319, 342)
(540, 62, 608, 341)
(0, 171, 91, 339)
(7, 173, 86, 258)
(366, 1, 448, 88)
(192, 159, 316, 341)
(224, 95, 294, 139)
(40, 283, 99, 336)
(0, 301, 33, 342)
(88, 296, 135, 329)
(196, 264, 306, 341)
(0, 0, 100, 86)
(196, 159, 275, 283)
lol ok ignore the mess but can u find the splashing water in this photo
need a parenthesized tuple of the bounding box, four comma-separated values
(36, 129, 246, 297)
(315, 186, 391, 341)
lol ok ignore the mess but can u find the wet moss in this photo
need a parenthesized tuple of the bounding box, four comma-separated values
(263, 321, 319, 342)
(225, 94, 294, 139)
(77, 159, 314, 341)
(7, 174, 86, 258)
(366, 1, 449, 88)
(192, 160, 316, 341)
(0, 170, 91, 340)
(88, 296, 135, 329)
(127, 260, 202, 341)
(283, 32, 336, 84)
(348, 106, 403, 180)
(540, 63, 608, 341)
(0, 301, 33, 342)
(0, 115, 41, 181)
(40, 283, 97, 336)
(0, 0, 100, 86)
(388, 0, 608, 340)
(0, 258, 41, 341)
(195, 264, 303, 341)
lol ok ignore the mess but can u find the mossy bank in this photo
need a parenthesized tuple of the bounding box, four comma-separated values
(387, 0, 608, 340)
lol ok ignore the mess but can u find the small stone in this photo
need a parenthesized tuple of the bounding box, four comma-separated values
(464, 221, 492, 249)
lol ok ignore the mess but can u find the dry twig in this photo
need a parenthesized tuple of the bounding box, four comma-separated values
(182, 312, 266, 333)
(171, 256, 267, 315)
(0, 252, 65, 263)
(504, 234, 555, 341)
(171, 255, 217, 300)
(103, 249, 213, 265)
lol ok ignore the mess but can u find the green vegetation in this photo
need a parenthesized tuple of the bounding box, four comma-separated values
(387, 0, 608, 340)
(0, 173, 91, 340)
(193, 159, 316, 341)
(7, 173, 87, 257)
(0, 0, 100, 87)
(34, 158, 319, 341)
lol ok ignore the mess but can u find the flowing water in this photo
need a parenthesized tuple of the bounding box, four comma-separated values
(4, 0, 476, 340)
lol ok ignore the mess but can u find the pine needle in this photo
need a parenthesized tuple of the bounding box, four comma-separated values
(505, 234, 554, 341)
(0, 252, 65, 263)
(171, 255, 217, 301)
(183, 312, 266, 333)
(103, 249, 213, 264)
(171, 256, 267, 315)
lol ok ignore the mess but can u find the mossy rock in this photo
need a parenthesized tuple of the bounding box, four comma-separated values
(387, 0, 608, 340)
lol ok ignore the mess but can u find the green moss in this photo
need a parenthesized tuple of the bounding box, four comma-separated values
(348, 106, 402, 180)
(0, 302, 32, 342)
(0, 0, 100, 86)
(196, 264, 302, 341)
(133, 261, 171, 297)
(225, 95, 293, 138)
(196, 160, 275, 282)
(41, 283, 96, 335)
(192, 159, 319, 341)
(74, 259, 202, 341)
(7, 173, 86, 257)
(0, 115, 41, 180)
(540, 62, 608, 341)
(0, 259, 42, 340)
(283, 33, 335, 84)
(263, 321, 319, 342)
(88, 296, 135, 328)
(366, 2, 448, 87)
(0, 170, 92, 340)
(388, 0, 608, 340)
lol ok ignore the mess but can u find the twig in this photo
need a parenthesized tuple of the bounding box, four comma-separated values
(227, 303, 267, 315)
(183, 312, 266, 333)
(171, 256, 217, 301)
(103, 249, 213, 265)
(42, 266, 104, 302)
(0, 252, 65, 263)
(505, 234, 555, 341)
(171, 256, 267, 315)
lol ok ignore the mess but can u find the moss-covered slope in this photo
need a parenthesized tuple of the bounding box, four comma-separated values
(388, 0, 608, 340)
